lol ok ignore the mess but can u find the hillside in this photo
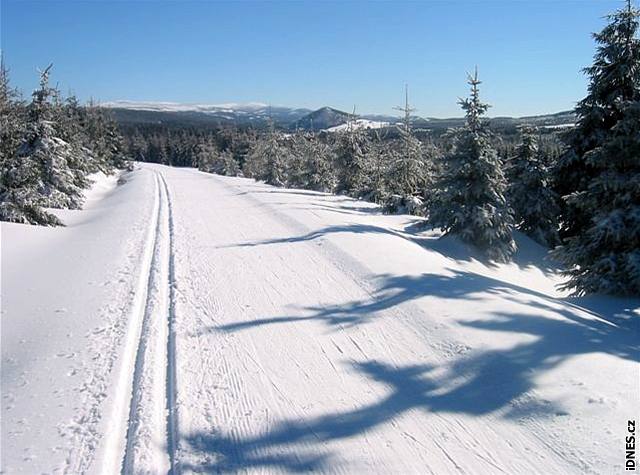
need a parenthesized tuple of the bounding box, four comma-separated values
(101, 101, 576, 131)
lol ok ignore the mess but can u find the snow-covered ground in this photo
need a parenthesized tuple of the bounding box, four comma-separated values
(2, 164, 638, 474)
(326, 119, 390, 132)
(99, 100, 271, 114)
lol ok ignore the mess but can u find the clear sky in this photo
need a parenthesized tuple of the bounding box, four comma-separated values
(0, 0, 627, 117)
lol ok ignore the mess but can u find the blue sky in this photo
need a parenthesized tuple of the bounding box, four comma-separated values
(1, 0, 626, 117)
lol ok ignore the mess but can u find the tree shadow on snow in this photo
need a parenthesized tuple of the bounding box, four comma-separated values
(191, 268, 639, 472)
(221, 221, 559, 273)
(185, 302, 637, 472)
(216, 267, 638, 337)
(218, 223, 400, 249)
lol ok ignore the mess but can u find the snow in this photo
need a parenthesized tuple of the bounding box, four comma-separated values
(542, 123, 575, 129)
(326, 119, 390, 132)
(2, 163, 638, 474)
(99, 100, 271, 114)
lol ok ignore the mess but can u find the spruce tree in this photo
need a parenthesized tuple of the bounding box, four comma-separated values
(367, 132, 389, 205)
(262, 121, 287, 186)
(27, 66, 83, 209)
(295, 132, 335, 192)
(243, 122, 287, 186)
(0, 57, 25, 166)
(507, 125, 560, 247)
(196, 141, 218, 173)
(429, 70, 516, 262)
(553, 2, 640, 295)
(285, 131, 308, 188)
(388, 86, 430, 199)
(0, 60, 52, 224)
(216, 150, 241, 176)
(555, 0, 640, 240)
(334, 111, 371, 197)
(0, 65, 78, 225)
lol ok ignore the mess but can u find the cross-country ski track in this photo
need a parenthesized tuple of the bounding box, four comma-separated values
(1, 163, 638, 474)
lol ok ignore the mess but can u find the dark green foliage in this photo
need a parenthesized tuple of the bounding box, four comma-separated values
(553, 1, 640, 295)
(507, 126, 561, 247)
(430, 71, 516, 262)
(555, 1, 640, 239)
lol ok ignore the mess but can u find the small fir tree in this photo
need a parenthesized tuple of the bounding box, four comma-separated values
(334, 110, 371, 197)
(430, 70, 516, 262)
(296, 132, 335, 192)
(507, 125, 561, 247)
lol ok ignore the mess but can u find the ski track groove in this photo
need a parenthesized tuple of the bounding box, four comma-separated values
(120, 171, 167, 474)
(159, 172, 179, 474)
(96, 171, 163, 475)
(113, 169, 179, 475)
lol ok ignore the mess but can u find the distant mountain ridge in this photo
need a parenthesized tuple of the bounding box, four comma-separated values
(101, 100, 575, 131)
(295, 107, 351, 130)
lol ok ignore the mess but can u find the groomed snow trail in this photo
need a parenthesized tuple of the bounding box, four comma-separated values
(117, 171, 175, 475)
(2, 164, 637, 474)
(95, 170, 178, 475)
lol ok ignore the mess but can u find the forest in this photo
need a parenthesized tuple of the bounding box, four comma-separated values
(1, 1, 638, 296)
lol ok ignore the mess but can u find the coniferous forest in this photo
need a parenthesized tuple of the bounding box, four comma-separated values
(2, 1, 638, 297)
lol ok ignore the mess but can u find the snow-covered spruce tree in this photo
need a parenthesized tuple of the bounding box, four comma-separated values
(360, 131, 387, 204)
(261, 122, 287, 186)
(56, 95, 95, 191)
(385, 88, 433, 214)
(284, 132, 308, 188)
(243, 138, 267, 179)
(507, 125, 561, 247)
(387, 129, 426, 196)
(216, 150, 241, 176)
(388, 89, 424, 193)
(554, 0, 640, 240)
(96, 107, 130, 172)
(0, 57, 25, 167)
(551, 8, 640, 294)
(128, 130, 149, 162)
(0, 65, 81, 225)
(29, 66, 84, 210)
(553, 1, 640, 295)
(429, 70, 516, 262)
(294, 132, 335, 192)
(0, 59, 53, 224)
(196, 140, 219, 173)
(243, 122, 287, 186)
(334, 112, 372, 197)
(554, 101, 640, 295)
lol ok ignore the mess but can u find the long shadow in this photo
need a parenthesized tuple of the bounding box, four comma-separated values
(185, 306, 637, 471)
(216, 268, 637, 336)
(215, 270, 502, 333)
(218, 223, 400, 249)
(222, 221, 559, 273)
(190, 269, 638, 472)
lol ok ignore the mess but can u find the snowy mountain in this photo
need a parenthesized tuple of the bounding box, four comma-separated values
(101, 100, 575, 131)
(101, 100, 312, 127)
(294, 106, 352, 130)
